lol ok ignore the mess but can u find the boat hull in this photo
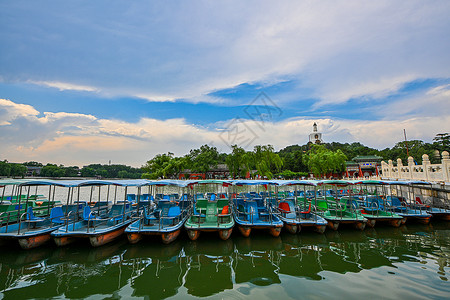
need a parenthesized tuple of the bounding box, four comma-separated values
(218, 228, 233, 240)
(89, 225, 127, 247)
(54, 236, 76, 247)
(18, 233, 52, 250)
(161, 229, 181, 244)
(127, 232, 143, 244)
(187, 229, 201, 241)
(284, 223, 299, 234)
(238, 226, 251, 237)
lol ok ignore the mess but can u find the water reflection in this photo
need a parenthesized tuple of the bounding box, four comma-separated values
(0, 223, 448, 299)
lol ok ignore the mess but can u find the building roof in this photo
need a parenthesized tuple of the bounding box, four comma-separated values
(353, 155, 383, 161)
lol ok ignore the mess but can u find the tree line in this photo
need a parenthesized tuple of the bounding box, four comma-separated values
(1, 133, 448, 179)
(142, 133, 448, 179)
(0, 161, 143, 179)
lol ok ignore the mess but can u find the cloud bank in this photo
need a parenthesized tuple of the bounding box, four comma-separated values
(1, 98, 447, 166)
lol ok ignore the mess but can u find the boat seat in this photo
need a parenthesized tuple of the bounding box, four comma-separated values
(279, 201, 290, 213)
(245, 201, 259, 222)
(416, 196, 424, 205)
(216, 199, 228, 209)
(220, 205, 229, 215)
(301, 202, 311, 214)
(83, 206, 103, 222)
(316, 199, 328, 211)
(26, 207, 44, 222)
(167, 206, 181, 218)
(279, 201, 296, 219)
(193, 205, 206, 217)
(50, 206, 64, 224)
(161, 206, 181, 226)
(254, 198, 264, 209)
(109, 204, 126, 222)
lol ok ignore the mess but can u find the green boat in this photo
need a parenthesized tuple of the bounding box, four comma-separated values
(357, 195, 404, 227)
(185, 194, 234, 241)
(0, 180, 61, 225)
(314, 196, 367, 230)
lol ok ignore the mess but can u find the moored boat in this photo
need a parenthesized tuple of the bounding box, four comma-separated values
(269, 180, 328, 234)
(51, 180, 147, 247)
(185, 180, 234, 240)
(231, 180, 283, 237)
(0, 179, 75, 249)
(314, 180, 367, 231)
(126, 180, 192, 244)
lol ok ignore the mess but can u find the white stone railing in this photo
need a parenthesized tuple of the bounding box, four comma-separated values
(381, 151, 450, 183)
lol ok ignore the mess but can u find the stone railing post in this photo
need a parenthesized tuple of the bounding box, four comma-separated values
(397, 158, 403, 179)
(388, 160, 395, 179)
(381, 161, 389, 178)
(422, 154, 430, 181)
(408, 156, 414, 179)
(442, 151, 450, 182)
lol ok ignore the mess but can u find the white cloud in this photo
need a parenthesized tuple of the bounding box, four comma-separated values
(0, 98, 39, 125)
(1, 99, 448, 166)
(27, 80, 99, 92)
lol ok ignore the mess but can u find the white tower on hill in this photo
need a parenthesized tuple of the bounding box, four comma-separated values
(309, 123, 323, 144)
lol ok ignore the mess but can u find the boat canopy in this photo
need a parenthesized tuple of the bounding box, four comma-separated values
(232, 180, 279, 186)
(1, 178, 434, 188)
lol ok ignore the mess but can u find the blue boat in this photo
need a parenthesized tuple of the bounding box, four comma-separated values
(269, 180, 328, 234)
(232, 180, 283, 237)
(0, 179, 79, 249)
(356, 180, 432, 225)
(125, 180, 192, 244)
(384, 195, 431, 224)
(51, 179, 149, 247)
(233, 197, 283, 237)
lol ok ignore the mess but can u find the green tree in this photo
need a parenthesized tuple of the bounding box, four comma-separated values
(81, 167, 96, 177)
(433, 133, 449, 152)
(252, 145, 283, 179)
(225, 145, 246, 178)
(0, 160, 12, 176)
(41, 164, 65, 177)
(9, 163, 27, 177)
(141, 152, 185, 179)
(303, 145, 347, 177)
(187, 145, 219, 174)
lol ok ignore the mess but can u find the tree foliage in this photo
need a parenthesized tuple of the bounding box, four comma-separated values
(303, 145, 347, 177)
(187, 145, 220, 174)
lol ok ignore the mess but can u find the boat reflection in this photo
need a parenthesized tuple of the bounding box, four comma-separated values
(183, 236, 234, 297)
(0, 224, 448, 298)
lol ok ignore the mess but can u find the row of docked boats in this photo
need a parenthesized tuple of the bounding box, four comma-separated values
(0, 178, 448, 249)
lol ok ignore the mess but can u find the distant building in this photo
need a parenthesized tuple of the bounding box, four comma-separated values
(309, 123, 323, 144)
(179, 164, 230, 179)
(345, 155, 383, 177)
(26, 166, 42, 176)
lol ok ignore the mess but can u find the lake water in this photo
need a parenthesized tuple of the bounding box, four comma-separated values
(0, 222, 448, 299)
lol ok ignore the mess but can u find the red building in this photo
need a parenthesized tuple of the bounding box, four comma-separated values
(345, 155, 383, 178)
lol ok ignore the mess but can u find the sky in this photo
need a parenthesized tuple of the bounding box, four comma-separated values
(0, 1, 449, 167)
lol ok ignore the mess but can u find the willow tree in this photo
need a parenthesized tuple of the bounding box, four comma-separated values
(252, 145, 283, 179)
(225, 145, 247, 178)
(303, 145, 347, 177)
(141, 152, 187, 179)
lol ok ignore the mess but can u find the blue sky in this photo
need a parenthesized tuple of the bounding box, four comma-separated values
(0, 1, 449, 166)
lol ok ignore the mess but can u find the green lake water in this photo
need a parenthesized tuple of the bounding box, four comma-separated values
(0, 222, 448, 299)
